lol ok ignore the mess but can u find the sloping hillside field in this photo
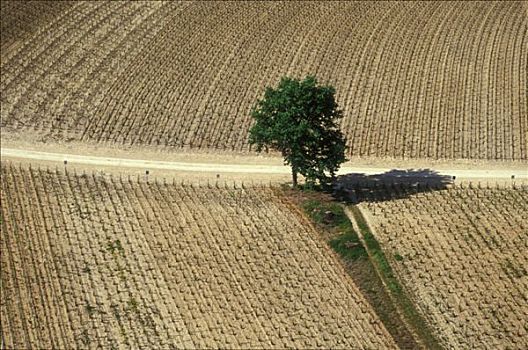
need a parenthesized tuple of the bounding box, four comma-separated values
(0, 163, 396, 349)
(1, 2, 527, 349)
(1, 1, 527, 160)
(357, 186, 528, 349)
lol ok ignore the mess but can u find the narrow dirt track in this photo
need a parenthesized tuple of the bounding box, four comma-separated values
(2, 148, 526, 181)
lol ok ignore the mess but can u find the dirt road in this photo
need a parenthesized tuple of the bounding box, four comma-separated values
(2, 147, 526, 183)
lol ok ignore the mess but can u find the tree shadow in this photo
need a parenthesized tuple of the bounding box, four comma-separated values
(333, 168, 453, 204)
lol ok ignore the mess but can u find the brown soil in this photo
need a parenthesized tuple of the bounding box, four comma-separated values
(359, 185, 528, 349)
(2, 2, 526, 160)
(282, 188, 420, 349)
(1, 163, 397, 349)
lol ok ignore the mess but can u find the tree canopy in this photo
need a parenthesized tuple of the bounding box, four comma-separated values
(249, 75, 347, 188)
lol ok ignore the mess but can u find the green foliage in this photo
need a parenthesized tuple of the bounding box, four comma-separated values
(106, 239, 124, 256)
(110, 303, 121, 321)
(503, 260, 527, 279)
(302, 199, 367, 261)
(330, 232, 367, 261)
(127, 298, 139, 313)
(249, 75, 347, 187)
(302, 199, 348, 226)
(80, 329, 91, 345)
(84, 302, 96, 317)
(394, 253, 404, 261)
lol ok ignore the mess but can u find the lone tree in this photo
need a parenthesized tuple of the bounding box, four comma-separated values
(249, 75, 347, 188)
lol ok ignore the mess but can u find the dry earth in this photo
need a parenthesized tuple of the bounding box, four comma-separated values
(357, 186, 528, 349)
(2, 1, 528, 349)
(1, 1, 526, 160)
(1, 163, 397, 349)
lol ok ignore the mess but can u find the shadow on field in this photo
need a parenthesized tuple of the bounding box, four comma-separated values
(333, 168, 453, 204)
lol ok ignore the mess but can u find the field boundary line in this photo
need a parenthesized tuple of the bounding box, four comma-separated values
(344, 205, 442, 350)
(2, 147, 527, 180)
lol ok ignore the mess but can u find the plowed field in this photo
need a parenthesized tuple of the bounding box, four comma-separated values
(0, 163, 396, 349)
(1, 1, 526, 160)
(358, 185, 528, 349)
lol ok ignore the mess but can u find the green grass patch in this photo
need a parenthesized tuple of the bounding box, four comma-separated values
(106, 239, 125, 256)
(302, 199, 367, 261)
(349, 206, 442, 350)
(329, 232, 367, 261)
(394, 253, 404, 262)
(302, 199, 348, 226)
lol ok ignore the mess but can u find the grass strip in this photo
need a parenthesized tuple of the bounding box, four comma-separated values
(348, 205, 442, 350)
(302, 199, 368, 261)
(297, 195, 418, 349)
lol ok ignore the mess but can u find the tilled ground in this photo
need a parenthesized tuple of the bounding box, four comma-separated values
(1, 1, 526, 160)
(358, 185, 528, 349)
(0, 163, 396, 349)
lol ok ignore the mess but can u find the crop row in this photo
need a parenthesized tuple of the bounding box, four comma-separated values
(1, 1, 526, 159)
(0, 1, 74, 54)
(1, 1, 175, 141)
(0, 163, 396, 349)
(358, 185, 528, 349)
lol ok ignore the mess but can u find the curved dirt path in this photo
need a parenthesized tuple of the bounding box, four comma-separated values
(2, 147, 526, 182)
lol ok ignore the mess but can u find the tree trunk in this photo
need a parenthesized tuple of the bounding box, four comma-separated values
(292, 167, 298, 188)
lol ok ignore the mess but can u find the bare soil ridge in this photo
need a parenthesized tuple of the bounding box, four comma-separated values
(357, 186, 528, 348)
(1, 1, 526, 160)
(1, 164, 397, 349)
